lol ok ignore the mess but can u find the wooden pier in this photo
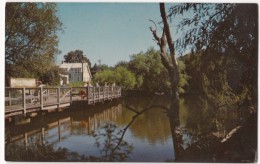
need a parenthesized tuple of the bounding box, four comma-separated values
(5, 86, 121, 118)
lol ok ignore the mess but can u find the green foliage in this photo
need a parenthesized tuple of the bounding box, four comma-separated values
(5, 3, 62, 84)
(128, 47, 188, 94)
(93, 66, 136, 90)
(114, 66, 136, 90)
(114, 61, 129, 69)
(94, 69, 114, 84)
(177, 59, 190, 94)
(171, 3, 257, 110)
(129, 48, 169, 92)
(91, 63, 110, 73)
(68, 81, 84, 87)
(38, 65, 61, 86)
(64, 50, 92, 68)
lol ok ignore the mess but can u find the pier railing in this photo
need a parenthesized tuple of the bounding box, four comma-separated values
(5, 86, 121, 118)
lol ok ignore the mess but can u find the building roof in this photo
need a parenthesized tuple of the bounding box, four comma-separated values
(59, 63, 88, 69)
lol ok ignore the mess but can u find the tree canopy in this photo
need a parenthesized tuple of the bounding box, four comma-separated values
(93, 66, 136, 90)
(5, 2, 62, 84)
(170, 3, 258, 111)
(63, 50, 92, 67)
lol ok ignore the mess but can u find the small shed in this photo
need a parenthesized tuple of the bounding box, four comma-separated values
(9, 77, 37, 88)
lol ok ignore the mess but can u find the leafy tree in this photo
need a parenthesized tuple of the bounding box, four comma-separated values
(93, 69, 114, 84)
(5, 3, 62, 84)
(113, 66, 136, 90)
(169, 3, 258, 111)
(114, 61, 129, 69)
(63, 50, 91, 67)
(38, 65, 61, 86)
(93, 66, 136, 90)
(128, 47, 188, 93)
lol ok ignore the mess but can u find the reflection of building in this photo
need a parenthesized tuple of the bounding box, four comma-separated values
(6, 104, 123, 148)
(59, 62, 92, 85)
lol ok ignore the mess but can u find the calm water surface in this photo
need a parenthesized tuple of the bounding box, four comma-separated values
(5, 95, 241, 162)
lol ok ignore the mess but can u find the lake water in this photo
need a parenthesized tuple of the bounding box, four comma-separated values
(5, 94, 251, 162)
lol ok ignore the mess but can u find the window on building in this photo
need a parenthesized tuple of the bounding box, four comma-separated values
(75, 68, 81, 74)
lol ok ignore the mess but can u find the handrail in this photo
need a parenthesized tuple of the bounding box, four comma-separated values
(60, 90, 71, 101)
(5, 86, 121, 118)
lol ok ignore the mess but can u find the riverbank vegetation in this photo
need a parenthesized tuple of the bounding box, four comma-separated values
(92, 47, 189, 94)
(5, 2, 257, 162)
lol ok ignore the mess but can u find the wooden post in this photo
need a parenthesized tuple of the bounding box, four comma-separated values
(87, 87, 90, 104)
(106, 87, 108, 99)
(40, 87, 43, 110)
(57, 87, 60, 108)
(22, 88, 26, 115)
(58, 120, 61, 141)
(98, 87, 100, 102)
(41, 128, 45, 145)
(70, 88, 72, 105)
(93, 87, 96, 103)
(109, 86, 114, 98)
(8, 89, 11, 106)
(24, 132, 28, 151)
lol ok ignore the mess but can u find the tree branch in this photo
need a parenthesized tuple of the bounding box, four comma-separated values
(112, 102, 169, 152)
(160, 3, 180, 87)
(149, 20, 161, 46)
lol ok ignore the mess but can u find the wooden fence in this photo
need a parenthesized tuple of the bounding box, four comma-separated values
(5, 86, 121, 118)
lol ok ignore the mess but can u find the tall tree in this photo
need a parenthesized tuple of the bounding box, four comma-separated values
(63, 50, 91, 67)
(150, 3, 180, 113)
(5, 2, 62, 83)
(150, 3, 183, 159)
(158, 3, 258, 160)
(169, 3, 258, 111)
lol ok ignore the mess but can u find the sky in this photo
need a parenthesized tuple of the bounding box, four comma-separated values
(56, 3, 178, 66)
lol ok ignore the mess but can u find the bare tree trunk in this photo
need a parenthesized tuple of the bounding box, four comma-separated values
(150, 3, 181, 160)
(150, 3, 180, 118)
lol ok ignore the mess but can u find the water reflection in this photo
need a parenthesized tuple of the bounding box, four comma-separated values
(5, 97, 175, 162)
(92, 123, 134, 161)
(6, 95, 255, 162)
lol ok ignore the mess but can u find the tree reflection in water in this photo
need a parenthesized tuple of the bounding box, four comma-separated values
(5, 95, 256, 162)
(5, 140, 83, 161)
(5, 122, 134, 162)
(91, 123, 134, 161)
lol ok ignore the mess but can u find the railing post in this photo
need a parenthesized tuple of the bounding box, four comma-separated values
(70, 88, 72, 104)
(40, 87, 43, 110)
(110, 86, 114, 98)
(8, 89, 11, 106)
(98, 87, 100, 102)
(93, 87, 95, 103)
(105, 87, 107, 99)
(24, 132, 28, 151)
(57, 87, 60, 108)
(87, 87, 90, 104)
(22, 88, 26, 115)
(58, 120, 61, 141)
(41, 128, 45, 145)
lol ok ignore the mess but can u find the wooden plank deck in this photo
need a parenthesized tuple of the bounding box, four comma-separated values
(5, 86, 121, 118)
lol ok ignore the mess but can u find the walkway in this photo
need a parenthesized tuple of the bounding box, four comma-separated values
(5, 86, 121, 118)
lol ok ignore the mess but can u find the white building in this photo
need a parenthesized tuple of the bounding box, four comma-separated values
(59, 62, 92, 85)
